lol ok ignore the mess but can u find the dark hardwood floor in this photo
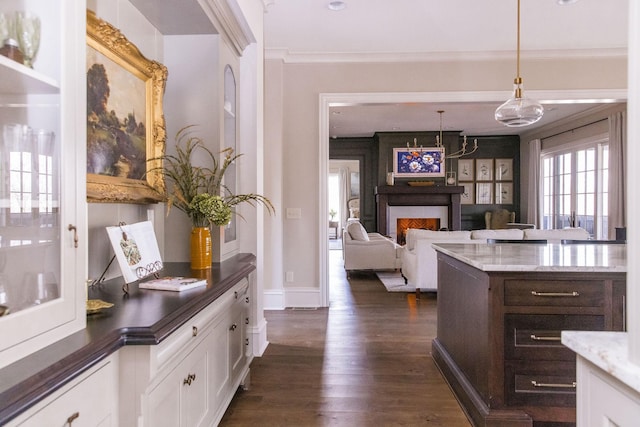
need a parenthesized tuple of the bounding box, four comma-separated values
(219, 248, 471, 426)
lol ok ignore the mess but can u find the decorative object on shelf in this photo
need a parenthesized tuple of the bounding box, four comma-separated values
(86, 10, 168, 204)
(15, 11, 39, 68)
(190, 226, 213, 269)
(150, 126, 274, 269)
(0, 38, 23, 65)
(446, 171, 457, 186)
(494, 0, 544, 127)
(393, 144, 445, 178)
(86, 298, 114, 315)
(407, 181, 435, 187)
(386, 171, 394, 185)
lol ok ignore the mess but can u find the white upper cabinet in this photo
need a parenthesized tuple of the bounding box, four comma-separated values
(0, 0, 87, 368)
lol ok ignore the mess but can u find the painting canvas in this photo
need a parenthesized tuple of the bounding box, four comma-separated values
(85, 10, 167, 204)
(393, 147, 445, 178)
(87, 46, 147, 180)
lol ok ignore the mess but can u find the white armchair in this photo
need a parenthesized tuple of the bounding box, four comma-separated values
(342, 222, 403, 275)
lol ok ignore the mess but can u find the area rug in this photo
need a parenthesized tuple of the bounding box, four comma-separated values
(375, 271, 415, 292)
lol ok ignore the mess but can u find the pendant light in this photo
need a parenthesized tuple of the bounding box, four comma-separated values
(495, 0, 544, 127)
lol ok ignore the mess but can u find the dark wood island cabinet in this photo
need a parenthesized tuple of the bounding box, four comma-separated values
(431, 243, 626, 427)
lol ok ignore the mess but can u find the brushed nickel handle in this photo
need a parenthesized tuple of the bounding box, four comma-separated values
(192, 326, 198, 337)
(245, 317, 250, 325)
(531, 380, 576, 389)
(531, 291, 580, 297)
(530, 334, 561, 341)
(68, 224, 78, 248)
(66, 412, 80, 425)
(230, 323, 237, 331)
(183, 373, 196, 385)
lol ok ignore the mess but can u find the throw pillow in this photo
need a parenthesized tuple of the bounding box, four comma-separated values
(347, 222, 369, 241)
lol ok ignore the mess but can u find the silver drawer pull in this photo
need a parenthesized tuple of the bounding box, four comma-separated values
(530, 334, 561, 341)
(531, 291, 580, 297)
(531, 380, 576, 389)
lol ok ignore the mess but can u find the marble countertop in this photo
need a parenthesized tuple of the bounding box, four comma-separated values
(562, 331, 640, 393)
(433, 242, 627, 272)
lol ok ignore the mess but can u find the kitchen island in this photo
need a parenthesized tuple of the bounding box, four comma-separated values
(431, 242, 626, 427)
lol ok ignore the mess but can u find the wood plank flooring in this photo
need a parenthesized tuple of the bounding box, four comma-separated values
(219, 249, 471, 426)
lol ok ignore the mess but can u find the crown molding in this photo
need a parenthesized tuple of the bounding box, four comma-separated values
(199, 0, 256, 56)
(265, 47, 627, 64)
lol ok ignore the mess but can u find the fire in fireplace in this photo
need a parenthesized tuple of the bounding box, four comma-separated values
(396, 218, 441, 245)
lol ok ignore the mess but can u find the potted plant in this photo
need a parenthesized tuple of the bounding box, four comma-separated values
(150, 126, 274, 269)
(329, 209, 337, 221)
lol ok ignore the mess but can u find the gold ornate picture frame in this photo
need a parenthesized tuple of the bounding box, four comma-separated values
(86, 10, 167, 203)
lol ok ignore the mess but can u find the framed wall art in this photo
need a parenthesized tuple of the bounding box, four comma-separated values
(457, 159, 474, 181)
(475, 159, 493, 181)
(393, 147, 445, 178)
(495, 182, 513, 204)
(476, 182, 493, 204)
(86, 10, 168, 203)
(495, 158, 513, 181)
(461, 182, 474, 205)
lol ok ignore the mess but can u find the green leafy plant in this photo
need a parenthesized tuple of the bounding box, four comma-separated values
(150, 126, 275, 226)
(329, 209, 337, 220)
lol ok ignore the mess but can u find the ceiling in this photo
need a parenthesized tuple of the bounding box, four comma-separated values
(263, 0, 629, 137)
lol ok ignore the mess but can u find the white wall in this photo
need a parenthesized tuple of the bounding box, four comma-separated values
(265, 54, 627, 308)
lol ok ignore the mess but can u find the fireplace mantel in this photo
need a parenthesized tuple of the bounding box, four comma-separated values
(375, 185, 463, 235)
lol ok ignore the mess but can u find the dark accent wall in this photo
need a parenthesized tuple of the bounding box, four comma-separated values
(329, 138, 378, 232)
(330, 133, 520, 232)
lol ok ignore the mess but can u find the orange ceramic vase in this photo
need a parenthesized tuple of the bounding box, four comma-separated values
(190, 226, 212, 269)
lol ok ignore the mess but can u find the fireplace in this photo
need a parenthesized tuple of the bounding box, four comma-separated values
(397, 218, 440, 244)
(375, 185, 463, 236)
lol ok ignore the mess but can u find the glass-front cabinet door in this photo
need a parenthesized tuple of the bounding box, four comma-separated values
(0, 0, 86, 368)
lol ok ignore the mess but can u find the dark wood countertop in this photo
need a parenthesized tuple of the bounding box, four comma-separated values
(0, 254, 256, 424)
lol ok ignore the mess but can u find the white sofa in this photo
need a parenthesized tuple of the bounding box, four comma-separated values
(343, 222, 403, 275)
(401, 227, 591, 292)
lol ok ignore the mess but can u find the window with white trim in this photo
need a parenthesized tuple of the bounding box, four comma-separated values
(541, 135, 609, 239)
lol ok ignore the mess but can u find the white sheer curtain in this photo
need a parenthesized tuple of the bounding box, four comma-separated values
(527, 139, 541, 227)
(608, 111, 626, 239)
(339, 168, 349, 228)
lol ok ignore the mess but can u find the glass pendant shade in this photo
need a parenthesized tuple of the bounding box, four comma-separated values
(495, 82, 544, 127)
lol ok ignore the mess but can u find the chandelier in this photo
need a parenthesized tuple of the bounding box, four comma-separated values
(494, 0, 544, 127)
(434, 110, 478, 159)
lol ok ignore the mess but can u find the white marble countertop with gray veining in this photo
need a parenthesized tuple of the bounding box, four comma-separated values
(432, 242, 627, 272)
(562, 331, 640, 393)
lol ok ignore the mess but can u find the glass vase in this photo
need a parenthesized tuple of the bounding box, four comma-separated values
(190, 226, 212, 269)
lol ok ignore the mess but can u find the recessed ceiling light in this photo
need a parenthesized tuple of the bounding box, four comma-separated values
(557, 0, 580, 5)
(328, 1, 346, 11)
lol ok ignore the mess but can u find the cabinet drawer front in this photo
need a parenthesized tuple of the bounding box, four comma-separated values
(504, 280, 604, 307)
(505, 361, 576, 407)
(505, 314, 604, 360)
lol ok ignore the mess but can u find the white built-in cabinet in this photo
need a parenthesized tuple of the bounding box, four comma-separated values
(6, 354, 118, 426)
(122, 279, 251, 427)
(0, 0, 87, 369)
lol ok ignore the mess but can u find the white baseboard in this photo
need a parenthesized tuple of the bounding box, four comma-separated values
(247, 318, 269, 356)
(264, 287, 322, 309)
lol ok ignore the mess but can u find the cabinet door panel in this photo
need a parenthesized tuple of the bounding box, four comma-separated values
(15, 360, 114, 427)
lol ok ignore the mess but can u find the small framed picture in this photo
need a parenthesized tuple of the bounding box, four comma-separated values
(495, 159, 513, 181)
(476, 182, 493, 204)
(476, 159, 493, 181)
(495, 182, 513, 204)
(457, 159, 474, 181)
(461, 182, 474, 205)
